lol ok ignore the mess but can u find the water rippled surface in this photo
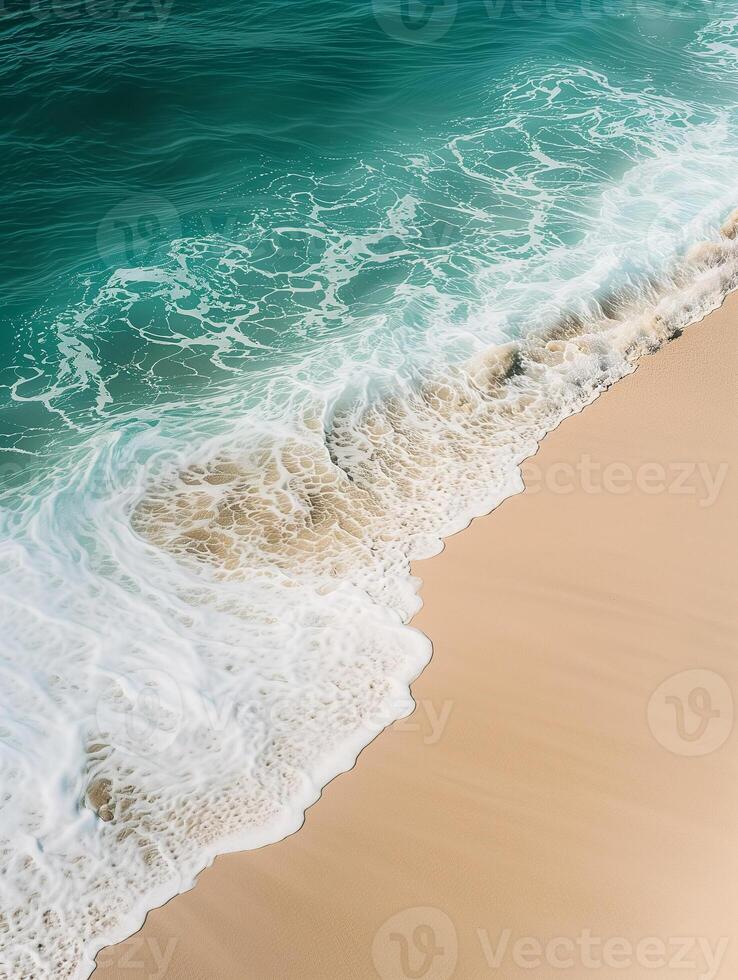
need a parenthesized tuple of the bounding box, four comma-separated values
(1, 1, 738, 975)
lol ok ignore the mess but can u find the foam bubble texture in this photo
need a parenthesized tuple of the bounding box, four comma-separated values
(2, 48, 738, 977)
(2, 216, 737, 979)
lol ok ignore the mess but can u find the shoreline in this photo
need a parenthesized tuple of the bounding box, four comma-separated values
(95, 291, 737, 980)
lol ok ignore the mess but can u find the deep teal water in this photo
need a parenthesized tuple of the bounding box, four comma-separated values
(2, 0, 737, 466)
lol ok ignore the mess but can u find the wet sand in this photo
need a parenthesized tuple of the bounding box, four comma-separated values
(95, 292, 738, 980)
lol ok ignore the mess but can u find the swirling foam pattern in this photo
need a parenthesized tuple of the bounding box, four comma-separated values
(1, 0, 737, 975)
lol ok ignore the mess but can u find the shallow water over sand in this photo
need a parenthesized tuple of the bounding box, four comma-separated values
(97, 294, 738, 980)
(2, 1, 738, 974)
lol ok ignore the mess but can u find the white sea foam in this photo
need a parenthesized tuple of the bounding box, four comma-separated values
(690, 10, 738, 71)
(1, 61, 738, 978)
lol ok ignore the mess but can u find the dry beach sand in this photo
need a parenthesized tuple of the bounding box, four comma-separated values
(96, 293, 738, 980)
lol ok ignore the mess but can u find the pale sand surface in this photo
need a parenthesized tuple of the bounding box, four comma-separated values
(96, 294, 738, 980)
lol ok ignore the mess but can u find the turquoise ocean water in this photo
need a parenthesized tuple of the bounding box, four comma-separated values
(1, 1, 738, 975)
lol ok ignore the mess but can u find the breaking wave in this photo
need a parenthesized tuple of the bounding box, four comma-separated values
(1, 3, 738, 976)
